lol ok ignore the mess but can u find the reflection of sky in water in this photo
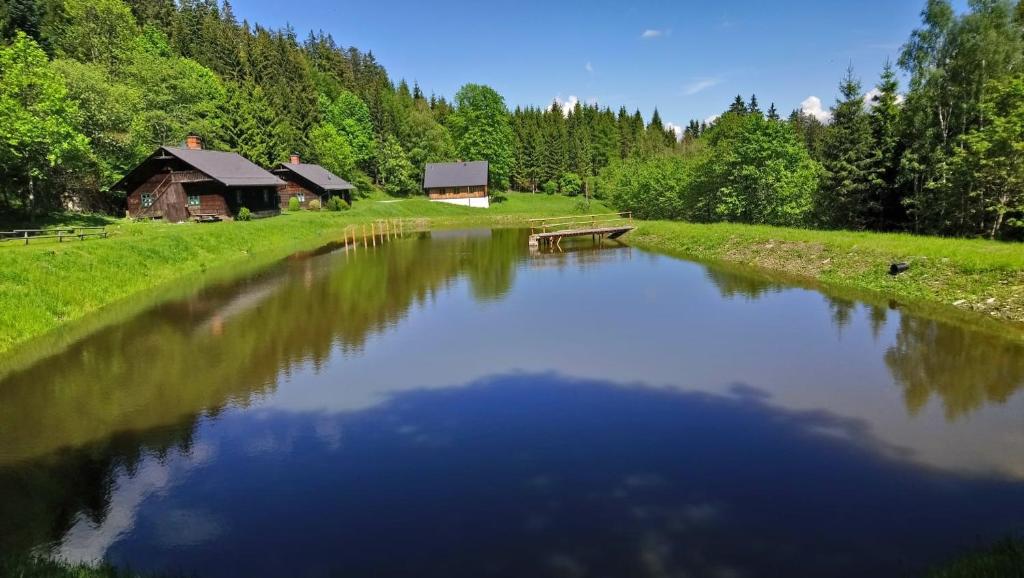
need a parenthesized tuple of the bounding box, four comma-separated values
(70, 375, 1024, 578)
(266, 246, 1024, 480)
(15, 231, 1024, 576)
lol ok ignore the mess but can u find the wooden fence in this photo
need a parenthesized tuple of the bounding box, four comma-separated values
(0, 226, 108, 245)
(527, 212, 633, 236)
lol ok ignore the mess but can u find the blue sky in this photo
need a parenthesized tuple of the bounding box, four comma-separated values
(232, 0, 955, 130)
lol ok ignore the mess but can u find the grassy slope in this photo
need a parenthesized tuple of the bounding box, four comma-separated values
(0, 194, 605, 354)
(630, 220, 1024, 329)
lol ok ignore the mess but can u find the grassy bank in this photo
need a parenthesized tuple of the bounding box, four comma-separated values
(630, 220, 1024, 331)
(0, 193, 605, 355)
(4, 196, 1024, 357)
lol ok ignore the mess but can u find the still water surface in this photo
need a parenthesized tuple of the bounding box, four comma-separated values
(1, 229, 1023, 577)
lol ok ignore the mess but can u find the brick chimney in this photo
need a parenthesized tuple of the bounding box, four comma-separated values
(290, 153, 301, 165)
(185, 135, 203, 150)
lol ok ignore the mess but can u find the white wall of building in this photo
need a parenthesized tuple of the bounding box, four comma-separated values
(431, 197, 490, 209)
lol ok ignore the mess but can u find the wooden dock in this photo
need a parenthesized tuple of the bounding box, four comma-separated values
(528, 212, 634, 249)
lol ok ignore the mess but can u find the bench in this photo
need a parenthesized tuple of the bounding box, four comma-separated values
(188, 208, 222, 223)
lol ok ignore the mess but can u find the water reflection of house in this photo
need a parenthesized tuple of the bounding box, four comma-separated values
(272, 154, 355, 209)
(115, 135, 284, 222)
(423, 161, 489, 208)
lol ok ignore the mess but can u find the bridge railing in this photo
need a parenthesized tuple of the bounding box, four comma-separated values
(527, 212, 633, 235)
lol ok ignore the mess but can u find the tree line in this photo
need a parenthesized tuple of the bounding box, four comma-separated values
(1, 0, 1022, 239)
(603, 0, 1024, 240)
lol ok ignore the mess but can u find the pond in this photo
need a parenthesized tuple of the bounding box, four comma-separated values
(0, 228, 1022, 577)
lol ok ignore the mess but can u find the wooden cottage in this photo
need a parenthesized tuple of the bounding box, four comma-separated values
(423, 161, 489, 208)
(115, 136, 284, 222)
(272, 154, 355, 208)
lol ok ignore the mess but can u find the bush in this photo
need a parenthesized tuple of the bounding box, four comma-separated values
(287, 196, 300, 212)
(559, 172, 583, 196)
(325, 196, 347, 212)
(236, 207, 252, 221)
(542, 181, 558, 195)
(308, 198, 321, 211)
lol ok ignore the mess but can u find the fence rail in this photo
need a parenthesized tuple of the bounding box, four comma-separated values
(528, 212, 633, 236)
(0, 226, 108, 245)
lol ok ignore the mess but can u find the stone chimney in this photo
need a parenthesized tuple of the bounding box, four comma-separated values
(185, 135, 203, 150)
(290, 153, 301, 165)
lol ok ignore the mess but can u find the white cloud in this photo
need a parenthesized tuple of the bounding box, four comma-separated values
(863, 88, 905, 107)
(641, 29, 666, 39)
(684, 78, 721, 96)
(665, 122, 684, 141)
(584, 61, 594, 74)
(704, 114, 720, 125)
(800, 96, 832, 123)
(552, 95, 580, 116)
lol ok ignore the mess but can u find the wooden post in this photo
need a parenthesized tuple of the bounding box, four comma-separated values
(371, 222, 376, 247)
(362, 224, 367, 246)
(24, 231, 28, 246)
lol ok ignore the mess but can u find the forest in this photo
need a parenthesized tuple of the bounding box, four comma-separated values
(1, 0, 1023, 239)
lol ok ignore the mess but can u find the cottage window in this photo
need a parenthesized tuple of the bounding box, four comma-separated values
(296, 193, 305, 203)
(188, 195, 200, 207)
(141, 192, 155, 208)
(263, 190, 270, 204)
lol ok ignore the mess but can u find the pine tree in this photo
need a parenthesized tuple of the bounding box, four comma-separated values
(748, 94, 761, 115)
(867, 61, 904, 229)
(766, 103, 779, 121)
(817, 67, 875, 229)
(728, 94, 747, 115)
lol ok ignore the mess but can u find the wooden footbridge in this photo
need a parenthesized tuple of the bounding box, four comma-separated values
(528, 212, 634, 248)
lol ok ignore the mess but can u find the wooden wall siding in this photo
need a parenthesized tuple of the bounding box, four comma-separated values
(171, 170, 214, 184)
(278, 181, 316, 208)
(226, 187, 280, 215)
(126, 172, 189, 222)
(426, 185, 487, 200)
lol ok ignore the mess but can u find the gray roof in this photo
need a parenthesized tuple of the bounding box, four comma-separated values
(274, 162, 354, 191)
(163, 147, 284, 187)
(423, 161, 488, 189)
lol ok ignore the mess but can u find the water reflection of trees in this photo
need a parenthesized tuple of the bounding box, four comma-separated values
(704, 268, 786, 300)
(0, 229, 529, 552)
(704, 264, 1024, 420)
(885, 315, 1024, 420)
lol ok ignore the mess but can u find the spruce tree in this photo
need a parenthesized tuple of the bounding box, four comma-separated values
(748, 94, 761, 115)
(817, 67, 875, 229)
(728, 94, 747, 115)
(766, 102, 779, 121)
(865, 62, 904, 228)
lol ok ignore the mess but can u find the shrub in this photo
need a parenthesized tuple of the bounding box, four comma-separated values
(308, 198, 321, 211)
(236, 207, 252, 221)
(559, 172, 583, 196)
(287, 196, 300, 212)
(325, 196, 347, 212)
(542, 181, 558, 195)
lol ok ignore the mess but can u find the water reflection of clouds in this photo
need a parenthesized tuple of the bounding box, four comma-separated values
(57, 440, 217, 564)
(256, 250, 1024, 480)
(49, 373, 1024, 577)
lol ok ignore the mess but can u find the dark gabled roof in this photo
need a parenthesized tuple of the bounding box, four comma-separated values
(423, 161, 488, 189)
(273, 162, 354, 191)
(161, 147, 284, 187)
